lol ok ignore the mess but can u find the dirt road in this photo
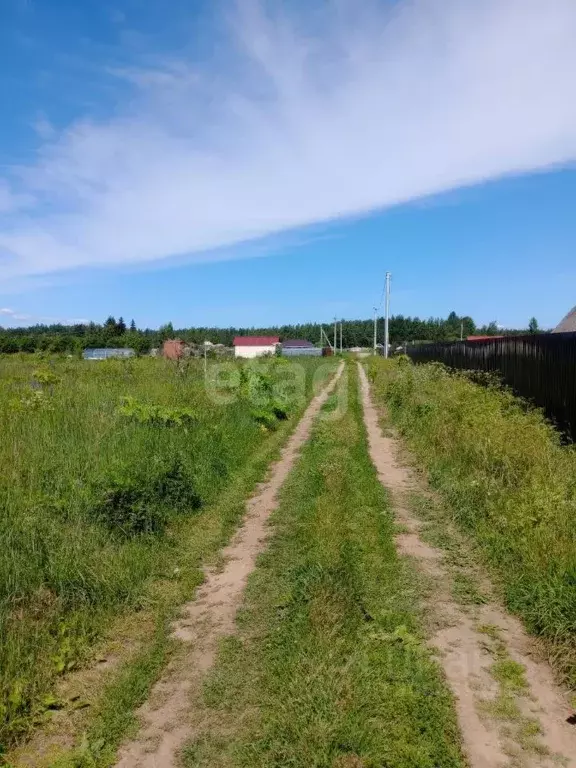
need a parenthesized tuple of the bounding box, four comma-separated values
(114, 362, 344, 768)
(358, 362, 576, 768)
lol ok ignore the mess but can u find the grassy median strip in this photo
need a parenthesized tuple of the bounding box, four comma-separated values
(183, 365, 464, 768)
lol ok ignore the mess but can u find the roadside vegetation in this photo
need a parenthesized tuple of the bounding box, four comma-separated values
(368, 358, 576, 687)
(0, 355, 332, 754)
(182, 365, 464, 768)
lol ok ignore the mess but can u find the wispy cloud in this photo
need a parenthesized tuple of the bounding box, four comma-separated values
(1, 0, 575, 282)
(0, 307, 87, 325)
(32, 115, 57, 141)
(0, 307, 31, 322)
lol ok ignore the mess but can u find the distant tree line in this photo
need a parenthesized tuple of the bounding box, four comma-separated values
(0, 312, 541, 355)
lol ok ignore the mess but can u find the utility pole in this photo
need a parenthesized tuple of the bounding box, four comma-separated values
(334, 317, 337, 354)
(460, 320, 464, 341)
(373, 307, 378, 354)
(339, 320, 343, 354)
(384, 271, 391, 358)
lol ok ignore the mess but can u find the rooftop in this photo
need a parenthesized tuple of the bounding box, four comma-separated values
(553, 307, 576, 334)
(282, 339, 314, 348)
(233, 336, 280, 346)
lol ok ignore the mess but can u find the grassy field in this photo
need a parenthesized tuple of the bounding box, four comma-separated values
(182, 364, 464, 768)
(368, 358, 576, 686)
(0, 354, 333, 752)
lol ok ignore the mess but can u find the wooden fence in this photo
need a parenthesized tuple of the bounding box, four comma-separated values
(407, 333, 576, 441)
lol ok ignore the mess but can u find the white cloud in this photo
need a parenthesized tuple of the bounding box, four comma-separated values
(32, 115, 57, 141)
(1, 0, 575, 281)
(0, 306, 89, 325)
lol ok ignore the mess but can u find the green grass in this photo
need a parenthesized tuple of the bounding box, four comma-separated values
(479, 648, 544, 757)
(182, 364, 464, 768)
(451, 573, 489, 606)
(490, 659, 528, 694)
(49, 620, 173, 768)
(367, 358, 576, 687)
(0, 354, 334, 753)
(33, 404, 324, 768)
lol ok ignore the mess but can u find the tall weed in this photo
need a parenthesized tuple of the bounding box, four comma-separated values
(0, 355, 331, 749)
(368, 359, 576, 685)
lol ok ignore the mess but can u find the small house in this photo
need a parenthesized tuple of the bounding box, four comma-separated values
(162, 338, 187, 360)
(233, 336, 279, 358)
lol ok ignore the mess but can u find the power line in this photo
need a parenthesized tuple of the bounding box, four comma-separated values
(379, 283, 386, 309)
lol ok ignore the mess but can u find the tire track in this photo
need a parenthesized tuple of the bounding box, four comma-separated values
(358, 362, 576, 768)
(114, 362, 344, 768)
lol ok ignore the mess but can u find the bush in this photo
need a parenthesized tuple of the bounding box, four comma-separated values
(250, 409, 280, 431)
(94, 458, 202, 537)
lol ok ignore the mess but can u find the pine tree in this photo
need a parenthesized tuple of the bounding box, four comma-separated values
(103, 316, 117, 339)
(129, 319, 136, 332)
(159, 322, 175, 341)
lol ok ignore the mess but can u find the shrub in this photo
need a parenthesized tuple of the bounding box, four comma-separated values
(250, 409, 280, 431)
(95, 481, 167, 537)
(271, 401, 289, 420)
(94, 458, 202, 537)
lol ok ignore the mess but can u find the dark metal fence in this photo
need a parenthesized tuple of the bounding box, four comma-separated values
(407, 333, 576, 441)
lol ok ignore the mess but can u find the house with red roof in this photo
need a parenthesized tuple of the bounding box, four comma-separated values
(233, 336, 280, 358)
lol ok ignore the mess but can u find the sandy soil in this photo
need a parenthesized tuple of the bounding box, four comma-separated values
(358, 363, 576, 768)
(114, 362, 344, 768)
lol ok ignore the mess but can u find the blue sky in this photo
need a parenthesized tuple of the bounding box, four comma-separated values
(1, 0, 575, 330)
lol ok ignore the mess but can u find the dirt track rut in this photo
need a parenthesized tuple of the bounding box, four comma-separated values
(358, 362, 576, 768)
(114, 362, 344, 768)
